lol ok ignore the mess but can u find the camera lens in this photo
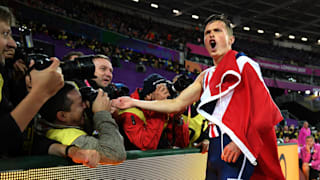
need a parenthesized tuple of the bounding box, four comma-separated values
(60, 55, 96, 80)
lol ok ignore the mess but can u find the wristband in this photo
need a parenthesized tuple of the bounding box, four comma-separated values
(65, 145, 76, 157)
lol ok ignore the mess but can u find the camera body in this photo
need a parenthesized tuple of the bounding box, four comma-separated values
(173, 74, 193, 92)
(15, 26, 95, 80)
(80, 83, 129, 104)
(166, 74, 193, 98)
(104, 83, 129, 100)
(79, 86, 99, 104)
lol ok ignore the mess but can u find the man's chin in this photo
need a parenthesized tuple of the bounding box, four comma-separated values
(102, 81, 110, 87)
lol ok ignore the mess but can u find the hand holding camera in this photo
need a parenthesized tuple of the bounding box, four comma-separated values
(28, 57, 64, 98)
(91, 89, 112, 114)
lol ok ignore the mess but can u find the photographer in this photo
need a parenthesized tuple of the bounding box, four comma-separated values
(0, 6, 63, 157)
(76, 54, 113, 89)
(117, 73, 189, 150)
(0, 6, 103, 168)
(39, 82, 126, 165)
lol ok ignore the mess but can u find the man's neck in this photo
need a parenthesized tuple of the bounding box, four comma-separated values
(212, 49, 232, 66)
(213, 56, 223, 66)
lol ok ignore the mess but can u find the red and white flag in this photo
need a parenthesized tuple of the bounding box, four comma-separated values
(197, 50, 285, 179)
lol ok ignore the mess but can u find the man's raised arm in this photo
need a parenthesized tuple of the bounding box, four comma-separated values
(113, 72, 205, 113)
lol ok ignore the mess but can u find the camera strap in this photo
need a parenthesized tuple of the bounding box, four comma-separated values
(84, 79, 91, 87)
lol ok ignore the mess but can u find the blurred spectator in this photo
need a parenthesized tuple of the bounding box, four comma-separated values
(315, 131, 320, 143)
(58, 30, 67, 40)
(289, 124, 298, 140)
(299, 121, 311, 147)
(283, 135, 290, 143)
(275, 126, 283, 139)
(283, 125, 290, 138)
(300, 136, 320, 180)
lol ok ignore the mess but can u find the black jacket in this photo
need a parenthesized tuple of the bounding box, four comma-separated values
(0, 65, 57, 158)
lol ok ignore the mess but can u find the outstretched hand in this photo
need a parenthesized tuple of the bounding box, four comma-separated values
(112, 96, 135, 109)
(69, 147, 101, 168)
(221, 141, 241, 163)
(92, 89, 111, 113)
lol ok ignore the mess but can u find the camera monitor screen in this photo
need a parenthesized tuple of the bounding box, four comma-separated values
(24, 34, 34, 49)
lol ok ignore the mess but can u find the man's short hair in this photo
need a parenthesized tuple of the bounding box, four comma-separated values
(0, 6, 15, 26)
(92, 54, 112, 63)
(203, 14, 233, 36)
(62, 51, 84, 61)
(40, 83, 76, 122)
(306, 135, 314, 140)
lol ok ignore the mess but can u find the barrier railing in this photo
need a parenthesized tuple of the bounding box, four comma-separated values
(0, 148, 207, 179)
(0, 144, 298, 179)
(0, 148, 201, 172)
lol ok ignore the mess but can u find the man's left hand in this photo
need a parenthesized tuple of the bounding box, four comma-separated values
(68, 147, 101, 168)
(221, 141, 241, 163)
(12, 59, 28, 80)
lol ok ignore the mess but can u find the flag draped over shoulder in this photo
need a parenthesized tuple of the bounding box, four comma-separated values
(197, 50, 285, 179)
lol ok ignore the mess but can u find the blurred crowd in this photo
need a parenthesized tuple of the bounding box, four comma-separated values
(262, 68, 320, 86)
(15, 0, 188, 51)
(13, 20, 187, 76)
(13, 0, 320, 67)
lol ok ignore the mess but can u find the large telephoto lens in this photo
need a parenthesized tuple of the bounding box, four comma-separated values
(61, 55, 96, 80)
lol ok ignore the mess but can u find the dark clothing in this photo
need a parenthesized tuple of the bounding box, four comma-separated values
(31, 131, 59, 155)
(0, 64, 57, 158)
(0, 64, 24, 157)
(283, 130, 290, 138)
(310, 168, 320, 179)
(289, 128, 298, 139)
